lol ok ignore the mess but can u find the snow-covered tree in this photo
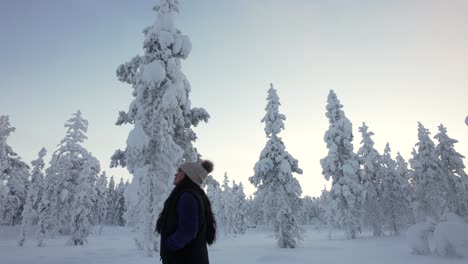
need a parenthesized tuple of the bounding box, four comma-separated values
(205, 174, 246, 237)
(320, 90, 362, 239)
(357, 123, 383, 236)
(105, 176, 116, 224)
(93, 171, 108, 228)
(381, 143, 413, 235)
(298, 196, 322, 226)
(217, 172, 233, 236)
(37, 166, 60, 246)
(231, 181, 247, 235)
(395, 152, 412, 206)
(68, 157, 99, 245)
(434, 124, 468, 217)
(0, 115, 16, 185)
(0, 116, 15, 225)
(4, 157, 30, 226)
(245, 195, 264, 227)
(53, 111, 97, 234)
(317, 186, 335, 238)
(37, 111, 99, 245)
(0, 115, 30, 226)
(205, 175, 221, 208)
(410, 122, 448, 222)
(249, 84, 303, 248)
(205, 175, 223, 231)
(0, 192, 20, 226)
(222, 172, 231, 192)
(113, 178, 127, 226)
(122, 177, 138, 229)
(110, 0, 209, 255)
(18, 148, 47, 246)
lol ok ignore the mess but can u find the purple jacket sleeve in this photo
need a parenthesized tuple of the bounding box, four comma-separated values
(165, 192, 199, 251)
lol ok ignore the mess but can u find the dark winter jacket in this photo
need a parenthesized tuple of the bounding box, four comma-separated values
(157, 179, 211, 264)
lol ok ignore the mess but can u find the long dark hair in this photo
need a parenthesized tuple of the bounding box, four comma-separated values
(156, 177, 217, 245)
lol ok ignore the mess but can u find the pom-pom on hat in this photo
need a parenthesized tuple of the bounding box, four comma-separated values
(179, 160, 214, 185)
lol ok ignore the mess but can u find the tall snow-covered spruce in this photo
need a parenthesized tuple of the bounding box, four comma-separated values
(113, 178, 127, 226)
(37, 111, 99, 246)
(249, 84, 303, 248)
(320, 90, 362, 239)
(434, 124, 468, 217)
(357, 123, 383, 236)
(111, 0, 209, 255)
(105, 176, 116, 224)
(410, 122, 448, 222)
(380, 144, 413, 235)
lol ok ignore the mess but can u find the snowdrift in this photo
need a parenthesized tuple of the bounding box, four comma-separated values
(407, 213, 468, 258)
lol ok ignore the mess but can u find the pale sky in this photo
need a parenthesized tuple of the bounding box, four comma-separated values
(1, 0, 467, 197)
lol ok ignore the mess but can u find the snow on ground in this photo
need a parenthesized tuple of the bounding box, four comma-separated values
(1, 226, 466, 264)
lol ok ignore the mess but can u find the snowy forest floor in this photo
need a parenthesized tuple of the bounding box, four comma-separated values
(0, 225, 465, 264)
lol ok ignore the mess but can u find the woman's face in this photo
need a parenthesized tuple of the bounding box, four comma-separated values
(174, 168, 185, 185)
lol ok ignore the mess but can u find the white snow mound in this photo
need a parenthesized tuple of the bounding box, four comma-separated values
(433, 213, 468, 258)
(406, 218, 436, 255)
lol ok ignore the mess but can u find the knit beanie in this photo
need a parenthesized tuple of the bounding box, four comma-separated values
(179, 160, 214, 185)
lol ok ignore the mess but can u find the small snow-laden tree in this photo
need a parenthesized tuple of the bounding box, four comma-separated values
(245, 195, 264, 227)
(217, 172, 233, 236)
(4, 157, 30, 226)
(105, 175, 116, 224)
(113, 178, 127, 226)
(205, 175, 223, 230)
(0, 183, 8, 222)
(395, 152, 413, 211)
(49, 110, 97, 235)
(222, 172, 231, 193)
(0, 116, 14, 225)
(298, 196, 322, 226)
(320, 90, 362, 239)
(111, 0, 209, 255)
(122, 177, 138, 229)
(37, 168, 60, 246)
(317, 186, 335, 238)
(37, 110, 99, 242)
(275, 200, 302, 248)
(381, 144, 413, 235)
(0, 194, 20, 226)
(205, 175, 221, 207)
(0, 115, 16, 185)
(297, 196, 309, 225)
(209, 176, 246, 237)
(93, 171, 108, 230)
(231, 181, 247, 235)
(410, 122, 449, 222)
(434, 124, 468, 217)
(357, 123, 384, 236)
(18, 148, 47, 246)
(68, 156, 99, 246)
(249, 84, 303, 248)
(0, 116, 30, 226)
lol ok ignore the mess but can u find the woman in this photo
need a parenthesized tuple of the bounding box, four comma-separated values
(156, 160, 216, 264)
